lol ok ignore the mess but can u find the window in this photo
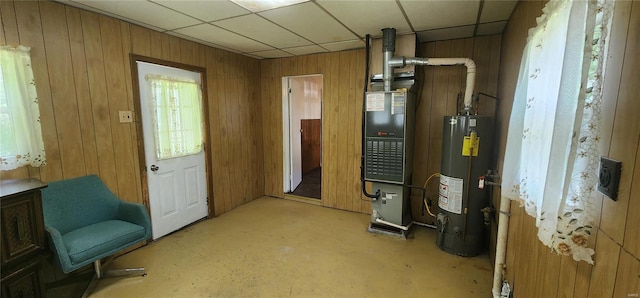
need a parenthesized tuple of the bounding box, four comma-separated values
(501, 0, 614, 264)
(145, 75, 203, 160)
(0, 46, 46, 171)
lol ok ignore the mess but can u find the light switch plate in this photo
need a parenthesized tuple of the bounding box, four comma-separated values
(598, 157, 621, 201)
(119, 111, 133, 123)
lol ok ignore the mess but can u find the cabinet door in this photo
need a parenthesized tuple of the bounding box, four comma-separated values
(1, 192, 45, 267)
(1, 265, 43, 298)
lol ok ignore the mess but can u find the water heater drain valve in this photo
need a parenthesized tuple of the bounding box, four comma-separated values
(480, 207, 494, 226)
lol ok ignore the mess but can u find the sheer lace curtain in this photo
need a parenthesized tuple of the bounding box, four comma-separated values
(501, 0, 614, 264)
(145, 74, 204, 160)
(0, 46, 46, 171)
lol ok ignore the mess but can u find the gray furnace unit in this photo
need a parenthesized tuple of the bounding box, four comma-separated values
(363, 28, 418, 235)
(364, 86, 416, 232)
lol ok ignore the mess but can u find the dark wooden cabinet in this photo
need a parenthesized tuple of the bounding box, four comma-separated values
(1, 179, 48, 298)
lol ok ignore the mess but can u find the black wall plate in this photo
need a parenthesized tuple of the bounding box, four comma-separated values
(598, 157, 622, 201)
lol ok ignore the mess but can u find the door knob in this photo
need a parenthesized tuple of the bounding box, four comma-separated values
(150, 165, 159, 172)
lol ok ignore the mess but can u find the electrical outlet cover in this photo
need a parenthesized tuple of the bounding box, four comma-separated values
(597, 157, 621, 201)
(119, 111, 133, 123)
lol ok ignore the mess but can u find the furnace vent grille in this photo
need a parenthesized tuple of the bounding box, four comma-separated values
(365, 139, 404, 183)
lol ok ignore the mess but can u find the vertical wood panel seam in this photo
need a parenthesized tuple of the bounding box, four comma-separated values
(582, 234, 594, 297)
(622, 134, 640, 247)
(589, 231, 621, 297)
(624, 131, 640, 257)
(604, 0, 634, 156)
(619, 0, 640, 252)
(602, 0, 633, 160)
(103, 17, 121, 195)
(98, 16, 119, 194)
(37, 1, 64, 179)
(2, 2, 18, 44)
(79, 11, 102, 179)
(62, 5, 90, 176)
(0, 6, 6, 43)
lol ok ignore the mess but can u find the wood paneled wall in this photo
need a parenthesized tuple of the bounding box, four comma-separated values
(260, 36, 501, 215)
(261, 51, 370, 213)
(0, 0, 264, 216)
(497, 1, 640, 296)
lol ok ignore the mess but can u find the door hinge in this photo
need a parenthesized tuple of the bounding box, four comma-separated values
(289, 88, 292, 94)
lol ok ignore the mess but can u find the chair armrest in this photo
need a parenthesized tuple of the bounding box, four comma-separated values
(45, 225, 74, 274)
(117, 201, 152, 239)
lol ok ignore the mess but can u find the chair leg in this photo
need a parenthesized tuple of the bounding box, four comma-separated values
(94, 260, 102, 279)
(103, 267, 147, 277)
(81, 273, 100, 298)
(80, 260, 146, 298)
(94, 259, 147, 278)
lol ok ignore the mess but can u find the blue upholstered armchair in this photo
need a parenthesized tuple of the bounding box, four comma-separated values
(41, 175, 151, 281)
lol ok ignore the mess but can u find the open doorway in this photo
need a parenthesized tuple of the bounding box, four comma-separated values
(283, 75, 323, 199)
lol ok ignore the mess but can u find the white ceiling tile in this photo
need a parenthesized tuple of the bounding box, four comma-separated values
(213, 14, 311, 48)
(319, 39, 365, 52)
(173, 24, 273, 53)
(55, 1, 163, 32)
(165, 30, 239, 53)
(282, 45, 328, 56)
(400, 0, 480, 31)
(315, 0, 410, 37)
(151, 0, 250, 22)
(476, 21, 507, 36)
(71, 0, 200, 30)
(259, 2, 358, 44)
(250, 49, 293, 59)
(416, 25, 475, 43)
(231, 0, 309, 12)
(480, 0, 518, 23)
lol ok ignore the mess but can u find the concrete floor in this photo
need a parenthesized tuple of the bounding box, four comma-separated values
(89, 197, 492, 297)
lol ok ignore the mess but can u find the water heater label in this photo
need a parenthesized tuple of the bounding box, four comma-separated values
(366, 93, 385, 112)
(462, 136, 480, 156)
(439, 174, 464, 214)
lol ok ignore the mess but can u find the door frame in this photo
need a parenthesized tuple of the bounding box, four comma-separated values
(130, 54, 214, 218)
(282, 74, 323, 195)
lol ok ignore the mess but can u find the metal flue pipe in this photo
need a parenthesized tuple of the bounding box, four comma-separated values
(380, 27, 477, 109)
(381, 28, 396, 92)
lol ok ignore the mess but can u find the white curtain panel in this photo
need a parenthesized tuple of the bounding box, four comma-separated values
(501, 0, 614, 264)
(146, 74, 204, 160)
(0, 46, 46, 170)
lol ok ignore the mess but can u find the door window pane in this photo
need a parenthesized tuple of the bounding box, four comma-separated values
(146, 75, 203, 160)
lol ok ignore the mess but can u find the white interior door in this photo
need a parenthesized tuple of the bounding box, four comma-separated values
(136, 61, 208, 240)
(289, 78, 304, 191)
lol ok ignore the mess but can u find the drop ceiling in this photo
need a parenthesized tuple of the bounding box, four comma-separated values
(55, 0, 518, 59)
